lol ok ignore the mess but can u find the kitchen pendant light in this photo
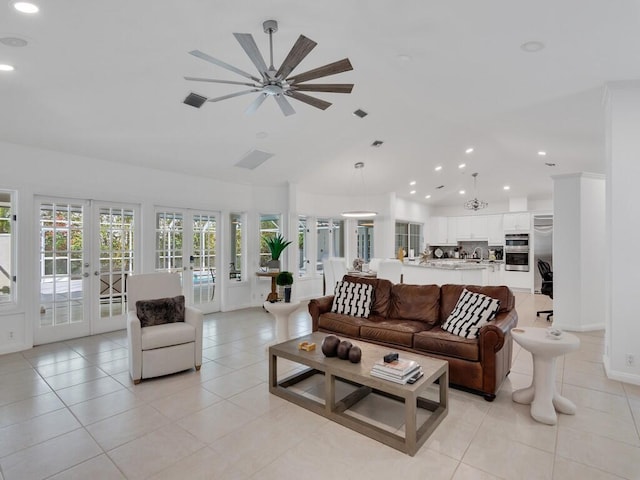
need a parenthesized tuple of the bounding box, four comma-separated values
(464, 172, 488, 211)
(341, 162, 377, 218)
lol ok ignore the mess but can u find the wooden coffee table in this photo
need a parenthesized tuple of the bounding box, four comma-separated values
(269, 332, 448, 456)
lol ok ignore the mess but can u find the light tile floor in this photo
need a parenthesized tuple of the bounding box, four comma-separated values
(0, 293, 639, 479)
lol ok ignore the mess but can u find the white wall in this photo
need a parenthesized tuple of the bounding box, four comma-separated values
(603, 82, 640, 385)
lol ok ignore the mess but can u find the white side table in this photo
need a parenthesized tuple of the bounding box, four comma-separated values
(263, 301, 301, 344)
(511, 327, 580, 425)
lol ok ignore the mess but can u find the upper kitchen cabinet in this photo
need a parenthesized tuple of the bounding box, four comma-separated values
(456, 215, 488, 240)
(487, 215, 504, 245)
(428, 216, 456, 245)
(503, 213, 531, 232)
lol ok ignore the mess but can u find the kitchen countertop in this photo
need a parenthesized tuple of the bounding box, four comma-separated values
(405, 260, 503, 270)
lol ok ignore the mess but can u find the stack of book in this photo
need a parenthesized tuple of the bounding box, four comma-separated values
(370, 358, 422, 384)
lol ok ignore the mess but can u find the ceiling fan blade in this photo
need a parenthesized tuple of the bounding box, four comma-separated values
(291, 83, 353, 94)
(184, 76, 259, 87)
(245, 93, 268, 115)
(233, 33, 269, 79)
(274, 95, 296, 116)
(286, 58, 353, 84)
(206, 89, 260, 103)
(275, 35, 317, 80)
(189, 50, 261, 83)
(286, 90, 332, 110)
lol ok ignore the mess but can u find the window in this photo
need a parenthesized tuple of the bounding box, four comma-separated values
(395, 221, 423, 257)
(259, 213, 281, 269)
(316, 218, 344, 271)
(298, 216, 308, 277)
(0, 190, 15, 305)
(229, 213, 243, 280)
(357, 220, 374, 261)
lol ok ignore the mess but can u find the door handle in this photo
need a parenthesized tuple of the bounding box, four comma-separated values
(83, 272, 89, 278)
(94, 271, 100, 276)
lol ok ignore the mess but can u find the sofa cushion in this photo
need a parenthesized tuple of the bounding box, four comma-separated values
(442, 289, 500, 339)
(141, 321, 195, 350)
(343, 275, 393, 317)
(318, 312, 374, 337)
(440, 285, 513, 323)
(360, 319, 433, 348)
(331, 281, 373, 318)
(413, 327, 480, 361)
(388, 283, 440, 325)
(136, 295, 185, 328)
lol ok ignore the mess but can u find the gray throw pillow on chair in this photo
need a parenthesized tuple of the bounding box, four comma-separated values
(136, 295, 185, 327)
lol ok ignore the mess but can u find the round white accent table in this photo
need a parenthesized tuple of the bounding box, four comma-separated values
(263, 301, 301, 344)
(511, 327, 580, 425)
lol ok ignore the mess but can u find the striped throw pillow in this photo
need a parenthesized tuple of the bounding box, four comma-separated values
(331, 281, 373, 318)
(442, 289, 500, 338)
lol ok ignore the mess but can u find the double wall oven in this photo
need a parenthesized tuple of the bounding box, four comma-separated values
(505, 234, 530, 271)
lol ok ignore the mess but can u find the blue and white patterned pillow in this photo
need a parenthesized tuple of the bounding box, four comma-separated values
(331, 281, 373, 318)
(442, 289, 500, 338)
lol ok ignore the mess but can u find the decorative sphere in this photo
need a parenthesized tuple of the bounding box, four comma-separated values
(321, 335, 341, 357)
(337, 340, 353, 360)
(348, 345, 362, 363)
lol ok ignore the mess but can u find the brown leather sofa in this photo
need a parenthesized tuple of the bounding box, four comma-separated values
(308, 275, 518, 401)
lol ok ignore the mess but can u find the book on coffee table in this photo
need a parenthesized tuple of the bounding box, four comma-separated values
(371, 367, 423, 384)
(371, 358, 420, 377)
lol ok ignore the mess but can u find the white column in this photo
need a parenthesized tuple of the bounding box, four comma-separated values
(603, 81, 640, 385)
(552, 173, 605, 331)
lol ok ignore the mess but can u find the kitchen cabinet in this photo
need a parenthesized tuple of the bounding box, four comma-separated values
(428, 216, 453, 245)
(503, 213, 530, 232)
(456, 216, 487, 239)
(446, 217, 458, 244)
(487, 215, 504, 245)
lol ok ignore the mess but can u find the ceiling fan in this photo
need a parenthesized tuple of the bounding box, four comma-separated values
(183, 20, 354, 116)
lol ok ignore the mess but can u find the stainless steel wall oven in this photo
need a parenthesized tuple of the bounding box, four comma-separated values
(505, 233, 530, 271)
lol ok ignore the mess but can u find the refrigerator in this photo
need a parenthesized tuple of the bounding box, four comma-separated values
(533, 215, 553, 293)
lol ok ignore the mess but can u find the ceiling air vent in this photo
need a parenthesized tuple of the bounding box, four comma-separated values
(353, 109, 368, 118)
(436, 185, 445, 189)
(235, 149, 274, 170)
(183, 92, 207, 108)
(371, 140, 384, 147)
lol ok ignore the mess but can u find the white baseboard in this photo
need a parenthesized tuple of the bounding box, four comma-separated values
(553, 322, 605, 332)
(603, 354, 640, 386)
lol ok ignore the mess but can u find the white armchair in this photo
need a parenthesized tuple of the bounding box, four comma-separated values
(127, 272, 203, 384)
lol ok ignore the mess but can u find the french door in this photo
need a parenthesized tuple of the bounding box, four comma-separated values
(155, 209, 219, 314)
(35, 198, 138, 345)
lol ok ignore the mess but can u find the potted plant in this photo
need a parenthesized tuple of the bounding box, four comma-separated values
(276, 271, 294, 303)
(264, 234, 292, 271)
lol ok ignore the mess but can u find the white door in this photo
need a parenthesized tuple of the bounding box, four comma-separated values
(35, 198, 139, 344)
(36, 199, 91, 344)
(155, 209, 219, 314)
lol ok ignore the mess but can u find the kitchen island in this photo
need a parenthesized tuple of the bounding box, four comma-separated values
(401, 260, 503, 286)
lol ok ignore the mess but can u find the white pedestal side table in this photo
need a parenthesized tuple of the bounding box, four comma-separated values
(263, 301, 301, 344)
(511, 327, 580, 425)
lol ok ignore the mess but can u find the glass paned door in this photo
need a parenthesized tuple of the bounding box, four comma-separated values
(191, 213, 217, 311)
(156, 211, 183, 272)
(37, 200, 90, 344)
(95, 204, 135, 333)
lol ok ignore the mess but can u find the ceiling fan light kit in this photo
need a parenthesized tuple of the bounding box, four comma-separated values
(184, 20, 354, 116)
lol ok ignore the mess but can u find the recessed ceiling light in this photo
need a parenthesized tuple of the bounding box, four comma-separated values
(12, 1, 39, 13)
(520, 41, 545, 53)
(459, 190, 465, 195)
(465, 147, 474, 154)
(0, 36, 28, 47)
(409, 180, 416, 186)
(434, 165, 442, 172)
(538, 151, 547, 156)
(410, 190, 416, 195)
(458, 163, 466, 169)
(0, 64, 15, 72)
(425, 195, 431, 199)
(503, 185, 511, 190)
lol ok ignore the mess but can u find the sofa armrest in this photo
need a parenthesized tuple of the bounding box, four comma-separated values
(478, 309, 518, 354)
(127, 311, 142, 382)
(184, 306, 204, 367)
(308, 295, 334, 331)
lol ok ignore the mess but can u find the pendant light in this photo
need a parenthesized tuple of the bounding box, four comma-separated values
(464, 172, 488, 211)
(341, 162, 377, 218)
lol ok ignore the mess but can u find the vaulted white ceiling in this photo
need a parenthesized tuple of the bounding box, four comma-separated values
(1, 1, 639, 207)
